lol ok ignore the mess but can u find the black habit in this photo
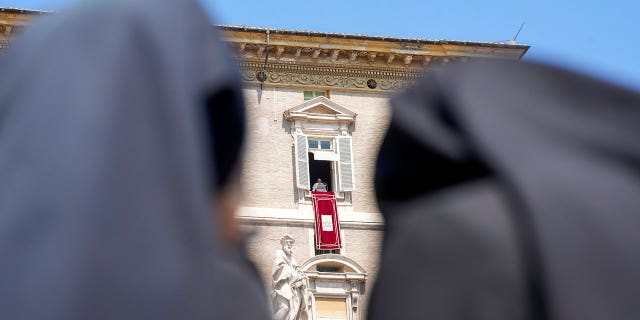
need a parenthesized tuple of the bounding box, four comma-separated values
(0, 0, 270, 319)
(369, 60, 640, 320)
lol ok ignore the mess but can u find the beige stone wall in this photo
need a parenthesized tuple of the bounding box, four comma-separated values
(239, 84, 390, 314)
(340, 224, 383, 318)
(240, 85, 391, 213)
(330, 91, 391, 214)
(340, 225, 383, 282)
(241, 86, 302, 209)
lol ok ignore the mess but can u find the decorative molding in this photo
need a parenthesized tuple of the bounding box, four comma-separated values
(256, 45, 265, 58)
(239, 61, 418, 92)
(300, 254, 367, 274)
(241, 61, 421, 78)
(403, 55, 413, 66)
(331, 49, 340, 61)
(301, 254, 367, 320)
(349, 51, 358, 62)
(285, 96, 356, 136)
(275, 45, 284, 59)
(423, 56, 431, 67)
(367, 52, 377, 64)
(386, 54, 395, 65)
(285, 96, 357, 120)
(236, 206, 385, 228)
(243, 70, 411, 92)
(228, 42, 470, 69)
(312, 48, 321, 59)
(241, 70, 411, 92)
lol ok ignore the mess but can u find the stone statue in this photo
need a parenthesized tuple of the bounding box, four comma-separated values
(272, 234, 312, 320)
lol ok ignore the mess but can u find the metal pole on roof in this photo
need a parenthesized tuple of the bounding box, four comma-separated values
(257, 30, 270, 103)
(512, 22, 525, 43)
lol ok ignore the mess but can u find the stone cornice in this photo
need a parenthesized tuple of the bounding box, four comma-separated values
(222, 25, 528, 66)
(239, 61, 422, 92)
(0, 9, 530, 92)
(237, 206, 385, 228)
(223, 25, 528, 92)
(220, 25, 529, 56)
(0, 7, 47, 40)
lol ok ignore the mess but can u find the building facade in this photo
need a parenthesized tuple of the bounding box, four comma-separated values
(224, 26, 527, 320)
(0, 8, 528, 320)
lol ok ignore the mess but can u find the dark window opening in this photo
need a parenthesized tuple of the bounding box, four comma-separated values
(316, 265, 342, 273)
(315, 248, 341, 255)
(308, 152, 333, 192)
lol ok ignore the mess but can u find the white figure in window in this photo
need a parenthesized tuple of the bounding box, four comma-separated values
(272, 235, 311, 320)
(312, 178, 328, 192)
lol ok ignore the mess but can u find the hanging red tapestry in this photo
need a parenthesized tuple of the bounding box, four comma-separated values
(311, 191, 342, 250)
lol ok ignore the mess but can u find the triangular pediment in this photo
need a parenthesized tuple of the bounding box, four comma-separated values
(305, 105, 339, 115)
(284, 96, 357, 122)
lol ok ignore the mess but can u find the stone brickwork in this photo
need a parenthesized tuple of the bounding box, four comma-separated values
(239, 80, 390, 313)
(241, 87, 303, 209)
(239, 83, 389, 312)
(240, 86, 391, 213)
(330, 91, 391, 213)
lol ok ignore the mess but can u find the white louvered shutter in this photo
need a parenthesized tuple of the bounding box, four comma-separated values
(337, 136, 355, 191)
(294, 133, 310, 190)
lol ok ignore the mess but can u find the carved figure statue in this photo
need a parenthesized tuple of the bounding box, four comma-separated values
(272, 235, 311, 320)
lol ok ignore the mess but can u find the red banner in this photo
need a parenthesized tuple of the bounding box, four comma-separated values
(312, 191, 342, 250)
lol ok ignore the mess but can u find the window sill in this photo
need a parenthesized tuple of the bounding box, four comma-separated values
(302, 190, 352, 206)
(305, 190, 344, 199)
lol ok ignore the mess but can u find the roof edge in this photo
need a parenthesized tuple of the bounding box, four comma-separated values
(0, 7, 51, 14)
(0, 7, 530, 52)
(217, 24, 530, 50)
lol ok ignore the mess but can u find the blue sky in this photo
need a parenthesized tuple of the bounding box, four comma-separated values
(3, 0, 639, 90)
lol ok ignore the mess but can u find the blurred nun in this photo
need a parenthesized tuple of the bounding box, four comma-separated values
(0, 0, 270, 319)
(369, 60, 640, 320)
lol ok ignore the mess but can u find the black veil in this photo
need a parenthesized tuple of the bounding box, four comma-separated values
(0, 0, 269, 318)
(371, 60, 640, 320)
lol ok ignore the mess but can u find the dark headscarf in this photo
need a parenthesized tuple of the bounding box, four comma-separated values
(0, 0, 269, 318)
(370, 60, 640, 320)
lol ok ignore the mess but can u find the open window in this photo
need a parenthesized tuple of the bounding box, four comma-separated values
(285, 96, 357, 202)
(293, 133, 354, 193)
(308, 137, 333, 191)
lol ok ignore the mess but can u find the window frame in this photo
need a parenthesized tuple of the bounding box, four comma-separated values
(308, 137, 333, 151)
(285, 96, 357, 205)
(303, 90, 329, 101)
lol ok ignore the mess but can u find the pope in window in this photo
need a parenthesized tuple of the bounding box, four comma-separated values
(312, 178, 328, 192)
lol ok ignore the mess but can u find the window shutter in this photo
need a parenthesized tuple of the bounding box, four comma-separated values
(294, 133, 310, 190)
(337, 136, 355, 191)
